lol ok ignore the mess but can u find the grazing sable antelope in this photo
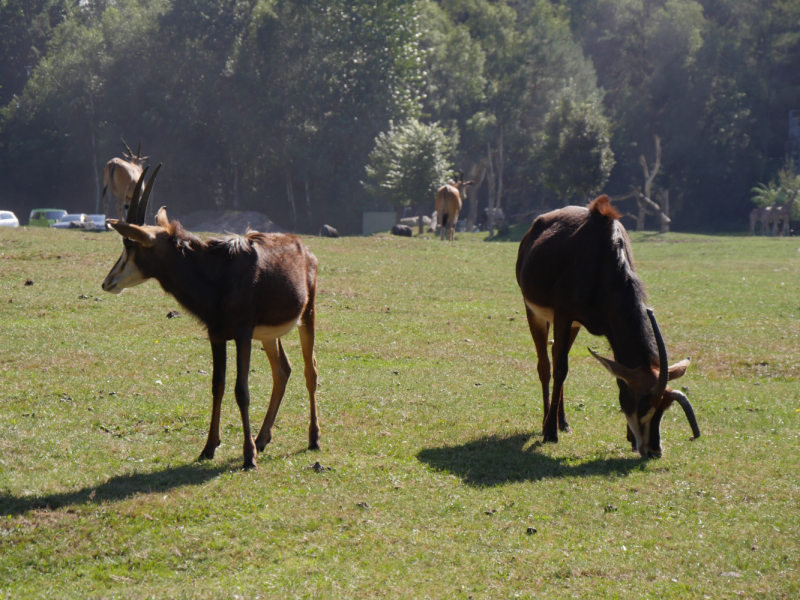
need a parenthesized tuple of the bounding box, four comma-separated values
(102, 139, 149, 221)
(102, 167, 320, 469)
(435, 171, 473, 241)
(516, 195, 700, 457)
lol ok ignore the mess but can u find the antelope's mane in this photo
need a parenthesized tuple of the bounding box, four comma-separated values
(165, 220, 277, 256)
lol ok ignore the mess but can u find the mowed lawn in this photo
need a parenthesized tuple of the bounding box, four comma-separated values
(0, 224, 798, 599)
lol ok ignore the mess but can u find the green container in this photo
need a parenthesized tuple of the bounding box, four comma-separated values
(28, 209, 67, 227)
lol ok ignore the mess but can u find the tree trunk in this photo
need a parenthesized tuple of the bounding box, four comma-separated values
(486, 142, 496, 237)
(88, 92, 101, 216)
(638, 135, 662, 231)
(395, 205, 403, 224)
(659, 190, 670, 233)
(304, 172, 312, 230)
(232, 147, 239, 210)
(465, 158, 488, 232)
(285, 169, 297, 231)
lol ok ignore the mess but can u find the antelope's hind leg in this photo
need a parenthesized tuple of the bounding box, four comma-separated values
(199, 340, 226, 461)
(298, 307, 320, 450)
(255, 338, 291, 452)
(525, 307, 551, 433)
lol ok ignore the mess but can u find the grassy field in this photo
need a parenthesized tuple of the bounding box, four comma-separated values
(0, 224, 798, 599)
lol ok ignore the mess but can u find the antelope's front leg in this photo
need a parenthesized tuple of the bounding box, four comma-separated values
(200, 340, 226, 461)
(234, 335, 257, 470)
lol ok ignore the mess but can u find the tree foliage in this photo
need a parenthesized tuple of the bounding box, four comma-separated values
(364, 119, 455, 209)
(1, 0, 799, 232)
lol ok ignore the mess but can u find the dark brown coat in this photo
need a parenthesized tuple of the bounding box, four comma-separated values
(103, 168, 319, 469)
(516, 195, 699, 457)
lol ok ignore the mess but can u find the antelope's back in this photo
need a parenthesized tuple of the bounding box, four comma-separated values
(218, 232, 317, 329)
(516, 202, 636, 325)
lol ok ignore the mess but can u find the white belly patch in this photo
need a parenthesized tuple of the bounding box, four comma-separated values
(524, 300, 580, 328)
(252, 319, 299, 341)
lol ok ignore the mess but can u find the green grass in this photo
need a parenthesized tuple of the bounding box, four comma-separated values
(1, 226, 799, 598)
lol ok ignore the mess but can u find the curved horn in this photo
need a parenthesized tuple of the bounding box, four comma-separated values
(136, 140, 142, 158)
(646, 308, 669, 401)
(669, 390, 701, 439)
(126, 166, 149, 223)
(121, 138, 134, 158)
(137, 163, 161, 225)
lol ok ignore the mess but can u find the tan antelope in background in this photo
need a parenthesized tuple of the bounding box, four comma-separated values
(102, 139, 149, 221)
(770, 191, 798, 236)
(102, 167, 321, 470)
(435, 171, 473, 241)
(749, 205, 773, 236)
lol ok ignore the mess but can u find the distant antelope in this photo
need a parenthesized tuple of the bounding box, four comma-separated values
(516, 195, 700, 457)
(435, 171, 473, 241)
(102, 139, 149, 221)
(770, 192, 797, 236)
(749, 205, 774, 236)
(102, 167, 320, 469)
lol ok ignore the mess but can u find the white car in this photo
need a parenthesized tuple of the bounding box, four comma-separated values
(88, 214, 109, 230)
(50, 213, 93, 229)
(0, 211, 19, 227)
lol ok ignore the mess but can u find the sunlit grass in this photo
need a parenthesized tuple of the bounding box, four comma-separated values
(1, 226, 798, 598)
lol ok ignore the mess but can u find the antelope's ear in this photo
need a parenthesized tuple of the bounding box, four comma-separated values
(109, 220, 157, 247)
(155, 206, 169, 228)
(589, 348, 637, 382)
(464, 180, 475, 186)
(668, 358, 691, 381)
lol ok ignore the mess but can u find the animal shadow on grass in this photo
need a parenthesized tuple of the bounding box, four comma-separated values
(0, 461, 233, 517)
(417, 433, 641, 487)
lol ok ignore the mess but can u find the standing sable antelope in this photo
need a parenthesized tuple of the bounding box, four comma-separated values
(102, 139, 149, 221)
(516, 195, 700, 457)
(435, 171, 473, 241)
(102, 167, 320, 469)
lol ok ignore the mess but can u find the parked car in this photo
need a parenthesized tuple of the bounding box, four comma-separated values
(29, 209, 67, 227)
(50, 213, 93, 229)
(0, 211, 19, 227)
(88, 214, 109, 230)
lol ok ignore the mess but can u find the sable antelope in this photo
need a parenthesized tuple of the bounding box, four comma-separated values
(102, 167, 320, 469)
(516, 195, 700, 457)
(102, 139, 149, 221)
(435, 171, 473, 241)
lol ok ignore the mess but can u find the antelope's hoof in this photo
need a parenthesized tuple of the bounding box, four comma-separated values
(559, 422, 572, 433)
(255, 436, 271, 453)
(308, 440, 320, 451)
(243, 457, 257, 470)
(543, 430, 559, 443)
(198, 448, 216, 461)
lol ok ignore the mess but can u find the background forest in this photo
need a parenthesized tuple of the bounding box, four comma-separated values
(1, 0, 799, 234)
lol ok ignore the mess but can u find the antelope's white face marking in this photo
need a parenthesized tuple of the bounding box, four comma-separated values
(102, 245, 148, 294)
(626, 405, 658, 457)
(253, 319, 300, 342)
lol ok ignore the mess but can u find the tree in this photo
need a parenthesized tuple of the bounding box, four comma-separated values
(537, 87, 615, 205)
(364, 119, 456, 228)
